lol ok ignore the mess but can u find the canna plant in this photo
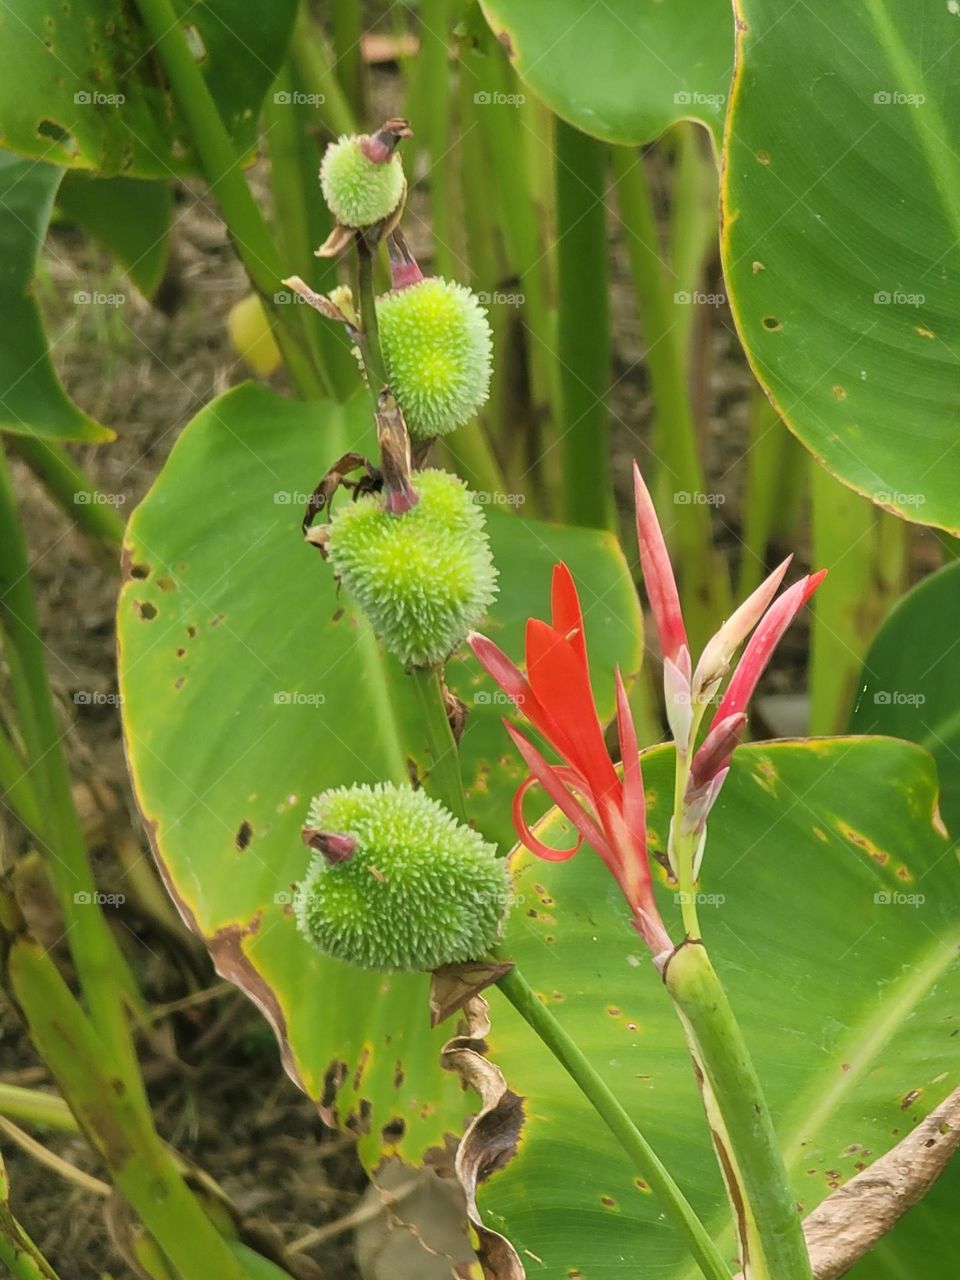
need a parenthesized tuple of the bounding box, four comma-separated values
(0, 4, 957, 1279)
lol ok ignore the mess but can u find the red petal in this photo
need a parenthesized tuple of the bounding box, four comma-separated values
(615, 668, 646, 846)
(525, 618, 621, 805)
(550, 562, 588, 668)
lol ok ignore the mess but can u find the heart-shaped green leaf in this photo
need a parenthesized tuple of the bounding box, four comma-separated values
(480, 738, 958, 1277)
(849, 559, 960, 834)
(56, 172, 172, 299)
(479, 0, 733, 145)
(0, 1, 296, 178)
(723, 0, 960, 532)
(117, 382, 642, 1166)
(0, 152, 111, 442)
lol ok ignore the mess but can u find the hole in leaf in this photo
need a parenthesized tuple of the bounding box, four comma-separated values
(129, 563, 150, 579)
(135, 600, 158, 621)
(382, 1117, 405, 1141)
(186, 624, 197, 638)
(37, 119, 77, 153)
(235, 820, 253, 851)
(762, 315, 782, 332)
(175, 647, 186, 658)
(156, 577, 176, 592)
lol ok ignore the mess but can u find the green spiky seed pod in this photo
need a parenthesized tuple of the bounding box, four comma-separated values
(319, 134, 406, 228)
(295, 783, 509, 971)
(377, 279, 493, 439)
(326, 469, 498, 667)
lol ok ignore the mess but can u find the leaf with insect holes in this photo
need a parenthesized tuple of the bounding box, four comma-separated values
(0, 0, 297, 178)
(117, 382, 642, 1167)
(723, 0, 960, 532)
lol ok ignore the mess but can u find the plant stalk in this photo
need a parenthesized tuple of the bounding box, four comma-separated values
(2, 927, 248, 1280)
(493, 954, 730, 1280)
(409, 666, 467, 823)
(611, 145, 730, 648)
(555, 119, 612, 529)
(664, 941, 813, 1280)
(0, 443, 144, 1096)
(9, 437, 124, 552)
(131, 0, 329, 399)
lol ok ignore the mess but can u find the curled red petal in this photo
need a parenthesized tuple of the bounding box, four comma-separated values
(512, 776, 582, 862)
(504, 722, 615, 862)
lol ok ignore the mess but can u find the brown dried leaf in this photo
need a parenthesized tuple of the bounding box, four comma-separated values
(801, 1086, 960, 1279)
(440, 995, 525, 1280)
(429, 960, 514, 1028)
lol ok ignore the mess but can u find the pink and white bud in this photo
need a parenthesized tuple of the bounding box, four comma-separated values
(633, 462, 688, 664)
(713, 570, 827, 726)
(692, 558, 792, 702)
(689, 712, 748, 793)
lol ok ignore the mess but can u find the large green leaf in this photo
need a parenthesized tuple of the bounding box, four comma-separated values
(479, 0, 732, 145)
(0, 152, 111, 442)
(117, 382, 643, 1166)
(0, 1, 297, 178)
(480, 738, 958, 1277)
(723, 0, 960, 533)
(849, 560, 960, 834)
(56, 172, 172, 299)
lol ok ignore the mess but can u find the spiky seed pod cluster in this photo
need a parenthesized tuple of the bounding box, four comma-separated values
(319, 134, 406, 229)
(325, 468, 498, 667)
(295, 783, 509, 971)
(377, 278, 493, 439)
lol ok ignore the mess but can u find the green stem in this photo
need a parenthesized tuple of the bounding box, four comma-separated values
(355, 239, 387, 405)
(131, 0, 328, 399)
(0, 1084, 78, 1134)
(493, 955, 730, 1280)
(611, 146, 730, 649)
(408, 666, 467, 823)
(418, 0, 457, 278)
(555, 119, 611, 529)
(664, 942, 813, 1280)
(4, 930, 247, 1280)
(331, 0, 366, 121)
(0, 443, 144, 1096)
(0, 1155, 60, 1280)
(0, 722, 44, 834)
(291, 5, 358, 138)
(9, 437, 124, 551)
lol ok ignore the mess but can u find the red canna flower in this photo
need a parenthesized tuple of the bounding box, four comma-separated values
(470, 462, 826, 953)
(468, 563, 673, 959)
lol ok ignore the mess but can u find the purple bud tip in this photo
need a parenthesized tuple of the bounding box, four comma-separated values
(302, 828, 357, 864)
(385, 482, 420, 515)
